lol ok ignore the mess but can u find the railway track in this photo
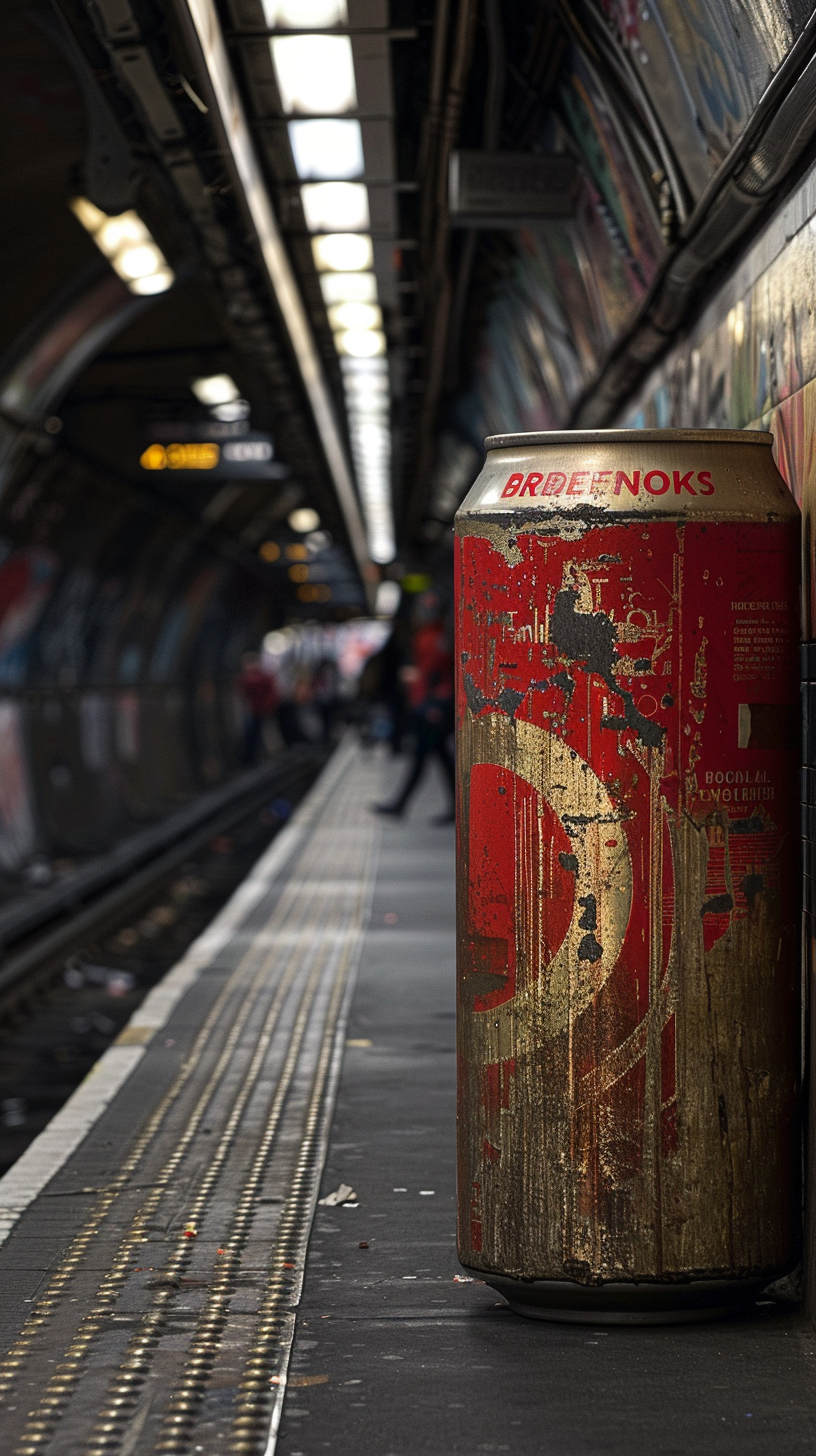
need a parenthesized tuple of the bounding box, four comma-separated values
(0, 746, 324, 1024)
(0, 741, 382, 1456)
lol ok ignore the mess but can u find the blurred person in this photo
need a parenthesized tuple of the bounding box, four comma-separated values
(239, 651, 279, 764)
(277, 674, 308, 746)
(312, 655, 340, 742)
(372, 591, 454, 822)
(358, 618, 409, 750)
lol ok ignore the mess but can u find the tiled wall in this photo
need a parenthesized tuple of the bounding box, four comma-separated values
(624, 160, 816, 634)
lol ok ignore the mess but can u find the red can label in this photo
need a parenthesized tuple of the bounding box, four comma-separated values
(456, 515, 799, 1284)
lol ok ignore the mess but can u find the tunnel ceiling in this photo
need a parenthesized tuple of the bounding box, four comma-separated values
(4, 0, 816, 582)
(0, 0, 814, 875)
(1, 0, 375, 619)
(394, 0, 816, 550)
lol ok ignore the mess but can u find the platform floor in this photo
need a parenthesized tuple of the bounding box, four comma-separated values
(0, 741, 814, 1455)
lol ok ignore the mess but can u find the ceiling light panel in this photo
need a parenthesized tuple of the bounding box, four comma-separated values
(185, 0, 371, 588)
(319, 270, 377, 304)
(288, 119, 363, 179)
(311, 232, 373, 271)
(191, 373, 240, 405)
(271, 35, 356, 114)
(70, 199, 174, 296)
(300, 181, 369, 232)
(265, 1, 394, 565)
(289, 506, 321, 532)
(340, 356, 393, 563)
(262, 0, 347, 26)
(327, 301, 382, 331)
(343, 356, 388, 380)
(335, 328, 386, 357)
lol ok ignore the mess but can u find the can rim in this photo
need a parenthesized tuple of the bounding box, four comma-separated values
(484, 428, 774, 449)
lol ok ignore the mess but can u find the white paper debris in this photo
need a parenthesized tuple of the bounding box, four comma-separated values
(318, 1183, 357, 1206)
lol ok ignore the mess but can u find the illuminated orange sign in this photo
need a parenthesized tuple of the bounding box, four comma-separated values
(140, 442, 221, 470)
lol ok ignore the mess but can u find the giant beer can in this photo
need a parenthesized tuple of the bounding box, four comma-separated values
(455, 429, 800, 1321)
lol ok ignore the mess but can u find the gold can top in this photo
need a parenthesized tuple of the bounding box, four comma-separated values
(456, 426, 796, 523)
(484, 428, 774, 449)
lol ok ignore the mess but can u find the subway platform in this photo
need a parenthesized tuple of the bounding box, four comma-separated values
(0, 741, 813, 1456)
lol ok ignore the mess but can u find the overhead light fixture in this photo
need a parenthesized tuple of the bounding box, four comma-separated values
(184, 0, 370, 604)
(375, 579, 401, 617)
(191, 373, 240, 405)
(344, 359, 389, 410)
(262, 0, 347, 26)
(347, 393, 388, 416)
(343, 356, 388, 380)
(271, 35, 356, 114)
(311, 232, 373, 272)
(327, 301, 382, 332)
(345, 382, 387, 399)
(335, 329, 386, 358)
(289, 119, 364, 179)
(211, 398, 251, 421)
(70, 199, 174, 296)
(289, 506, 321, 532)
(319, 270, 377, 304)
(339, 356, 394, 563)
(301, 181, 369, 232)
(303, 182, 370, 232)
(184, 0, 371, 598)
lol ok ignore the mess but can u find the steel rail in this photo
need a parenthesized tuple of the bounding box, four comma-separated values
(0, 749, 321, 1014)
(0, 749, 317, 954)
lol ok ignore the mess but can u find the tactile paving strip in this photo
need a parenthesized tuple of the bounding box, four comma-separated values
(0, 745, 382, 1456)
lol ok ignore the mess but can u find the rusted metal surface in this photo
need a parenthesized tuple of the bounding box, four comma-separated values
(455, 429, 801, 1316)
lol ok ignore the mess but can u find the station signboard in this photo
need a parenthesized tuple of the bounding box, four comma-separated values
(140, 424, 288, 480)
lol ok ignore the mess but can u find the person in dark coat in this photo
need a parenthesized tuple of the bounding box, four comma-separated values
(372, 592, 454, 822)
(239, 652, 279, 764)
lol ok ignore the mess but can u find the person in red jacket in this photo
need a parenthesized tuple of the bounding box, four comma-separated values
(239, 651, 279, 764)
(373, 592, 454, 822)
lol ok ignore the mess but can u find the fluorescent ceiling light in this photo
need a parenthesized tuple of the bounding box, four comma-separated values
(211, 398, 251, 421)
(131, 269, 175, 296)
(341, 354, 394, 563)
(347, 398, 388, 419)
(271, 35, 356, 114)
(191, 373, 240, 405)
(320, 271, 377, 304)
(335, 329, 386, 357)
(341, 355, 388, 376)
(97, 213, 149, 252)
(311, 233, 373, 271)
(116, 243, 164, 280)
(327, 301, 382, 331)
(262, 0, 347, 26)
(301, 182, 369, 232)
(70, 199, 174, 296)
(345, 379, 388, 399)
(343, 372, 388, 394)
(289, 506, 321, 532)
(289, 119, 363, 179)
(375, 580, 401, 617)
(184, 0, 371, 595)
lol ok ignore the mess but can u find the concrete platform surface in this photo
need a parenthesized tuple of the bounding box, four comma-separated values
(0, 742, 811, 1456)
(280, 757, 816, 1456)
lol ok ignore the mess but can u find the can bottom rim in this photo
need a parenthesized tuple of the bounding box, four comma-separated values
(462, 1267, 788, 1326)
